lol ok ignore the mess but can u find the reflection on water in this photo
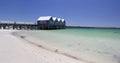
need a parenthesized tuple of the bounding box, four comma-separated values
(17, 28, 120, 63)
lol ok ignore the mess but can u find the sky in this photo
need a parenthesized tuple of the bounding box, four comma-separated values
(0, 0, 120, 27)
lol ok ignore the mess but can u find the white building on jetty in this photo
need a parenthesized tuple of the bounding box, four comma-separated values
(37, 16, 66, 29)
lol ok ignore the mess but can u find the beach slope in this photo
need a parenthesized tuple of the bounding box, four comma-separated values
(0, 30, 85, 63)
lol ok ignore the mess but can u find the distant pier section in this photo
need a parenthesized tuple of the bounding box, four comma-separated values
(0, 16, 66, 30)
(0, 21, 37, 30)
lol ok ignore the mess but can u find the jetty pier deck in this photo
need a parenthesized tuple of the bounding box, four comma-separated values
(0, 21, 38, 30)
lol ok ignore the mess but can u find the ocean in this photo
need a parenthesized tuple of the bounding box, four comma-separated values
(16, 28, 120, 63)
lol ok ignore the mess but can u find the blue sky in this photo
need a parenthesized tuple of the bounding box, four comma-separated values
(0, 0, 120, 27)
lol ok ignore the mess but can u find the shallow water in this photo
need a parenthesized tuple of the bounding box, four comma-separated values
(17, 28, 120, 63)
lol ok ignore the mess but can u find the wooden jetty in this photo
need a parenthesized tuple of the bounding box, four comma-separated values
(0, 21, 38, 30)
(0, 16, 66, 30)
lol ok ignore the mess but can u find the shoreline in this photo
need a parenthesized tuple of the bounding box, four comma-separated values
(0, 30, 86, 63)
(11, 31, 90, 63)
(1, 28, 120, 63)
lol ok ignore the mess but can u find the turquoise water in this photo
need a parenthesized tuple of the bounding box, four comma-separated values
(17, 28, 120, 63)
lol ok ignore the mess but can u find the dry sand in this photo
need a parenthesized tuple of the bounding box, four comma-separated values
(0, 30, 86, 63)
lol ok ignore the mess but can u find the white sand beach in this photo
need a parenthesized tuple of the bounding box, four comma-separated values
(0, 30, 86, 63)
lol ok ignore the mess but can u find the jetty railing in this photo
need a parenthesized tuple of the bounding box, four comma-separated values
(0, 21, 38, 30)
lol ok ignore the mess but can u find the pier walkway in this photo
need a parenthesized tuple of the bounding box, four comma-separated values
(0, 21, 38, 30)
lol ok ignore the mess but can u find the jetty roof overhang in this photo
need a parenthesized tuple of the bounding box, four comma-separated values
(37, 16, 52, 21)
